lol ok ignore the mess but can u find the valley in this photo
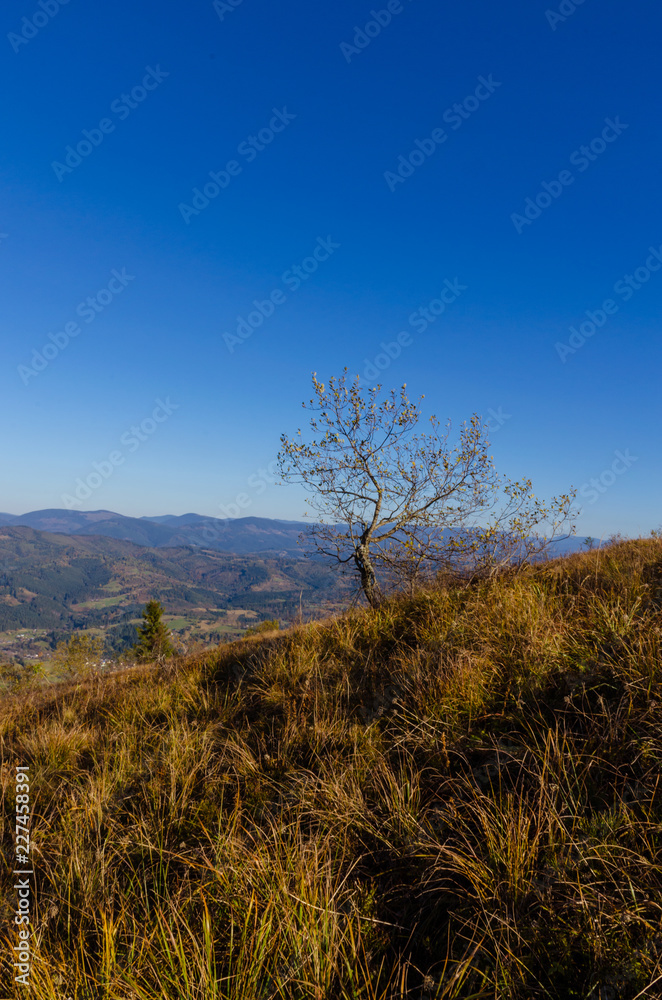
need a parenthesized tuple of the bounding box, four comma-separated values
(0, 523, 350, 668)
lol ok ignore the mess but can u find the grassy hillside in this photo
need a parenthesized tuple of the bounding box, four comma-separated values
(1, 538, 661, 999)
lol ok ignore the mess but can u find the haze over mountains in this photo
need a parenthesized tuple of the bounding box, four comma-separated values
(0, 509, 590, 558)
(0, 509, 310, 555)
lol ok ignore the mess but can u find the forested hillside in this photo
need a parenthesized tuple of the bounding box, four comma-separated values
(0, 526, 349, 657)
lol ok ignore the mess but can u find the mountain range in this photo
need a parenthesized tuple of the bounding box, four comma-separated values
(0, 509, 589, 557)
(0, 509, 310, 555)
(0, 508, 590, 663)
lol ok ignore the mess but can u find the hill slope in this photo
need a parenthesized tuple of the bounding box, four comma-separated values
(0, 538, 660, 998)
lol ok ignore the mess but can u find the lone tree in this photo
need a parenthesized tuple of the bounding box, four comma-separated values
(133, 600, 174, 662)
(278, 371, 576, 606)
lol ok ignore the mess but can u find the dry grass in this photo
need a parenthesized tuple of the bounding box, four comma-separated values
(1, 537, 662, 998)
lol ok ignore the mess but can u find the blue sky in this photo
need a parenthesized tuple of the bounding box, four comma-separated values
(1, 0, 659, 538)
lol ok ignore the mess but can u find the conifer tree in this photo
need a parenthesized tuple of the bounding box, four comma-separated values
(133, 600, 174, 662)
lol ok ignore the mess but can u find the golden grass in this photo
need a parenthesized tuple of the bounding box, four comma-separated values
(1, 537, 661, 998)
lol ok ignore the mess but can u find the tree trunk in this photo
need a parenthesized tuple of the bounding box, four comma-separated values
(355, 543, 382, 608)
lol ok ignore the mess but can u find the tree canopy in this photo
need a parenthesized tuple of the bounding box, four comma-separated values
(278, 372, 576, 605)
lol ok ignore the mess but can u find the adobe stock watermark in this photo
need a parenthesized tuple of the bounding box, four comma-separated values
(17, 269, 135, 385)
(213, 0, 246, 20)
(555, 243, 662, 362)
(578, 449, 637, 509)
(198, 460, 281, 544)
(363, 278, 467, 381)
(546, 0, 590, 31)
(384, 75, 501, 192)
(178, 107, 297, 224)
(340, 0, 415, 63)
(223, 236, 340, 352)
(485, 406, 511, 436)
(511, 117, 628, 233)
(61, 398, 180, 509)
(8, 0, 70, 54)
(51, 66, 169, 181)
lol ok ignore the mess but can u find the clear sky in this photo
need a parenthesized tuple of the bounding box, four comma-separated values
(1, 0, 659, 538)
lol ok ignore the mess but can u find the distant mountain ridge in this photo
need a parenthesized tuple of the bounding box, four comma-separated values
(0, 509, 310, 556)
(0, 509, 590, 560)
